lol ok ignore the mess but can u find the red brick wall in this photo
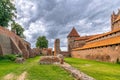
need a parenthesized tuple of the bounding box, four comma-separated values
(61, 51, 70, 57)
(72, 45, 120, 63)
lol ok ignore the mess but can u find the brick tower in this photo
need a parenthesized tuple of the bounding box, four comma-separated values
(67, 27, 80, 55)
(111, 9, 120, 31)
(54, 39, 61, 56)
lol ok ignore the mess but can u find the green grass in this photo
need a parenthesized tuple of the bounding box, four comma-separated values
(65, 58, 120, 80)
(0, 56, 74, 80)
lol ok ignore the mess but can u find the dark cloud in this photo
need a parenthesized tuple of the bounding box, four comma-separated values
(15, 0, 120, 51)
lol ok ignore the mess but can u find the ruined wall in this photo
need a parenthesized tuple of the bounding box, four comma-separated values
(54, 39, 61, 56)
(72, 44, 120, 63)
(0, 34, 12, 55)
(61, 51, 70, 57)
(0, 26, 33, 59)
(32, 48, 41, 56)
(41, 48, 52, 56)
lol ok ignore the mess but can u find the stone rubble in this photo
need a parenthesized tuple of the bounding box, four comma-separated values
(39, 54, 64, 64)
(59, 62, 95, 80)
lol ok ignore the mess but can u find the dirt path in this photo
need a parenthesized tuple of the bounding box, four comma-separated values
(17, 71, 27, 80)
(3, 73, 15, 80)
(3, 71, 27, 80)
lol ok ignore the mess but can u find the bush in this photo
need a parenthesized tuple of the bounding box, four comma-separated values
(15, 54, 23, 58)
(0, 56, 4, 60)
(0, 54, 17, 61)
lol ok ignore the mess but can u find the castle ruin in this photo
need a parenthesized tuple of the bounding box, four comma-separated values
(67, 9, 120, 63)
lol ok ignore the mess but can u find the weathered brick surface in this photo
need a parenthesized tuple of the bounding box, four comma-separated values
(32, 48, 41, 56)
(40, 55, 64, 64)
(0, 34, 12, 55)
(60, 51, 70, 57)
(41, 48, 53, 56)
(0, 44, 3, 56)
(10, 38, 22, 54)
(21, 49, 29, 59)
(111, 10, 120, 31)
(54, 39, 61, 56)
(0, 26, 33, 58)
(72, 45, 120, 63)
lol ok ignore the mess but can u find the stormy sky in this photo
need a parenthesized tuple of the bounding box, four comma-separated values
(15, 0, 120, 51)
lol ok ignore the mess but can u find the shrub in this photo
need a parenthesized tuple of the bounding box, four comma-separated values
(15, 54, 23, 58)
(0, 54, 17, 61)
(0, 56, 4, 60)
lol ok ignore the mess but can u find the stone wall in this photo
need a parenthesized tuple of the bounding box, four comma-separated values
(72, 44, 120, 63)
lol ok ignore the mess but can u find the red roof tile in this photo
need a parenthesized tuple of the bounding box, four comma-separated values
(73, 35, 120, 51)
(87, 28, 120, 42)
(75, 34, 100, 41)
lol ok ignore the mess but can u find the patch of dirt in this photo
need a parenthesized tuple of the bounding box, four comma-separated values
(17, 71, 27, 80)
(3, 73, 15, 80)
(3, 71, 27, 80)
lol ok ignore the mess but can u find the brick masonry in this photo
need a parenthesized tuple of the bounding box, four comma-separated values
(72, 45, 120, 62)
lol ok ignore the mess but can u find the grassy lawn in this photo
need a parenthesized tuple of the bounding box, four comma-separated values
(0, 56, 74, 80)
(65, 58, 120, 80)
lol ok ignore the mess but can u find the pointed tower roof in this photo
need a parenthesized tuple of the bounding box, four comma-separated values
(67, 27, 80, 37)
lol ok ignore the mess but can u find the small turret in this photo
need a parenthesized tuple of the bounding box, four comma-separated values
(117, 9, 120, 15)
(67, 27, 80, 55)
(111, 9, 120, 31)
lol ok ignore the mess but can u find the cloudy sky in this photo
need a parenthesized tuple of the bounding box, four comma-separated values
(15, 0, 120, 51)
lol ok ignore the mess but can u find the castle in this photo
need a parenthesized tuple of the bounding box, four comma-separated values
(67, 9, 120, 63)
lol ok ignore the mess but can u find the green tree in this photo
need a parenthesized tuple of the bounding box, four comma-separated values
(0, 0, 16, 27)
(11, 22, 25, 38)
(36, 36, 48, 48)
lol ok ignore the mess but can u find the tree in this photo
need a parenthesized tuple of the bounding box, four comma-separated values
(11, 22, 25, 38)
(0, 0, 16, 27)
(36, 36, 48, 48)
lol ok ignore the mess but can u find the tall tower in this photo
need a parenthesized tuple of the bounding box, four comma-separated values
(111, 9, 120, 31)
(67, 27, 80, 55)
(54, 39, 61, 56)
